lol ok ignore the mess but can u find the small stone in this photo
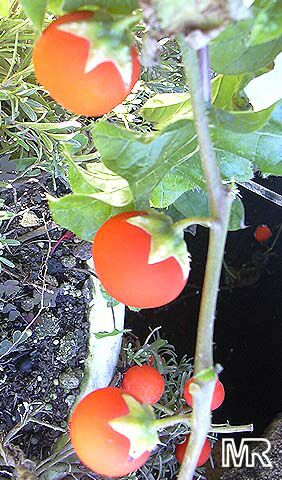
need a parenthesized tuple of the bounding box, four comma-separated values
(37, 375, 42, 382)
(59, 282, 82, 298)
(57, 330, 84, 364)
(45, 275, 59, 287)
(61, 256, 77, 268)
(59, 370, 81, 391)
(21, 297, 35, 312)
(65, 394, 76, 407)
(20, 210, 41, 227)
(53, 339, 59, 346)
(53, 379, 59, 386)
(35, 312, 60, 339)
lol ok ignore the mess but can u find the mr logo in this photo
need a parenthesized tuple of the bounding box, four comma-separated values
(222, 438, 272, 468)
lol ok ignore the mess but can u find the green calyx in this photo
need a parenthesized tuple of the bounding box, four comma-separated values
(109, 394, 160, 459)
(127, 210, 191, 280)
(57, 14, 138, 89)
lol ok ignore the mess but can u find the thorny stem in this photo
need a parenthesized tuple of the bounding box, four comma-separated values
(177, 37, 233, 480)
(153, 415, 253, 434)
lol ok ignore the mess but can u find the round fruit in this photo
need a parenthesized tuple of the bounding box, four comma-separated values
(183, 378, 225, 411)
(254, 225, 272, 243)
(70, 387, 150, 477)
(33, 11, 140, 116)
(175, 434, 211, 466)
(122, 365, 165, 405)
(92, 211, 189, 308)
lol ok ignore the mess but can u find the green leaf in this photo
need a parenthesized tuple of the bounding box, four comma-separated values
(48, 0, 64, 14)
(0, 256, 15, 268)
(94, 328, 130, 339)
(21, 0, 48, 30)
(150, 170, 203, 208)
(93, 119, 254, 208)
(93, 119, 202, 207)
(62, 0, 139, 14)
(210, 101, 281, 133)
(140, 72, 261, 130)
(68, 158, 133, 206)
(251, 0, 282, 45)
(173, 190, 246, 231)
(210, 19, 282, 74)
(213, 103, 282, 176)
(0, 0, 9, 17)
(228, 197, 246, 231)
(140, 92, 192, 127)
(48, 193, 113, 241)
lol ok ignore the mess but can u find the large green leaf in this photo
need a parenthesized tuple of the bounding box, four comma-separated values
(210, 101, 281, 133)
(0, 0, 9, 17)
(172, 191, 246, 231)
(62, 0, 139, 14)
(93, 119, 201, 207)
(213, 103, 282, 176)
(21, 0, 47, 29)
(250, 0, 282, 45)
(141, 67, 275, 129)
(48, 194, 112, 241)
(140, 92, 192, 127)
(93, 119, 254, 209)
(68, 158, 133, 206)
(210, 19, 282, 74)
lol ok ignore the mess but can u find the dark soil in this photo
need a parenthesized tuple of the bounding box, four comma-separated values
(0, 179, 92, 463)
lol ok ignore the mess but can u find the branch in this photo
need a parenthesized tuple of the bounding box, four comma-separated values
(177, 36, 233, 480)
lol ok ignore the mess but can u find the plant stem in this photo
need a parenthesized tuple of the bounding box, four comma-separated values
(153, 414, 253, 434)
(177, 36, 233, 480)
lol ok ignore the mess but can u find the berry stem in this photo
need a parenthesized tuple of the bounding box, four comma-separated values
(177, 37, 233, 480)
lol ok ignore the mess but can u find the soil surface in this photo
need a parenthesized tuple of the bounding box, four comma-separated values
(0, 178, 92, 465)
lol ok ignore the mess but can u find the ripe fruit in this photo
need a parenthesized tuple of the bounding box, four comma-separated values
(70, 387, 150, 477)
(33, 11, 140, 116)
(175, 434, 211, 466)
(254, 225, 272, 243)
(122, 365, 165, 405)
(92, 211, 190, 308)
(183, 378, 225, 410)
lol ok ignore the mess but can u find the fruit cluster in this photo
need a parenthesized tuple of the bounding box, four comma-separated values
(70, 363, 225, 476)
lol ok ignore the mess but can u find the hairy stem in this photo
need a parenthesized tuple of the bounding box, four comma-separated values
(177, 36, 233, 480)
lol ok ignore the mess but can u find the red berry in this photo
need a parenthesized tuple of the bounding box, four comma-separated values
(122, 365, 165, 405)
(254, 225, 272, 243)
(183, 378, 225, 410)
(92, 211, 189, 308)
(33, 12, 140, 116)
(70, 387, 150, 477)
(175, 434, 211, 466)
